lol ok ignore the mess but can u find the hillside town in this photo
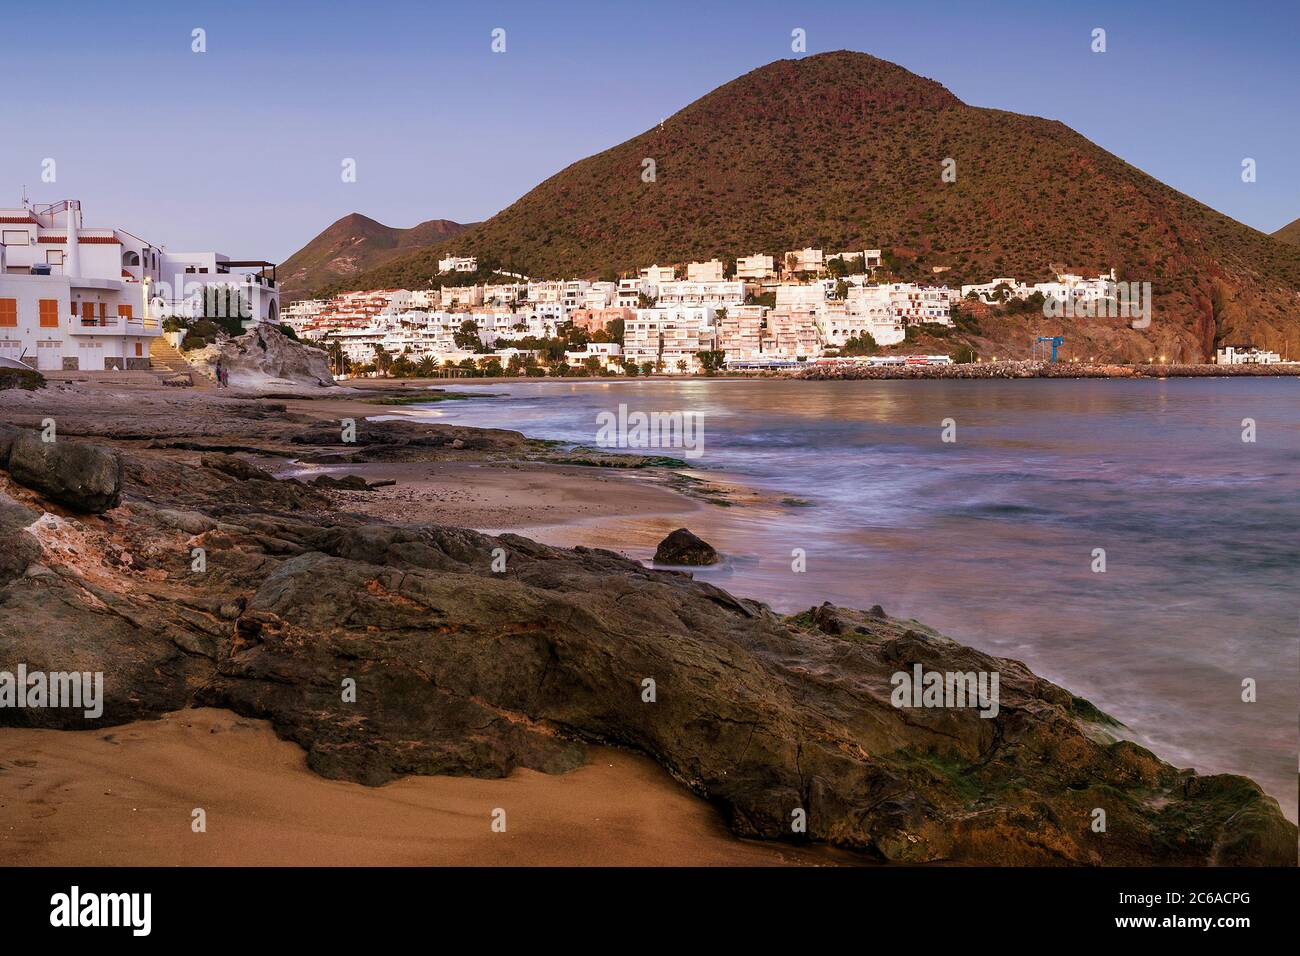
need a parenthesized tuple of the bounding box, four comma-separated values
(2, 197, 1287, 378)
(281, 250, 1153, 375)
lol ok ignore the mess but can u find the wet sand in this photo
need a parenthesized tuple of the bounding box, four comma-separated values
(0, 709, 850, 867)
(275, 458, 701, 531)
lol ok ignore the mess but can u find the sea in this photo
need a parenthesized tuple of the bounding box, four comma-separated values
(387, 376, 1299, 820)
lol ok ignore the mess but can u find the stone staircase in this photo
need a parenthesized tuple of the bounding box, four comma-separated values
(149, 337, 213, 388)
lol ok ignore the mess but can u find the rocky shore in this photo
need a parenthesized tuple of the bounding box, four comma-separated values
(0, 380, 1294, 865)
(796, 360, 1300, 380)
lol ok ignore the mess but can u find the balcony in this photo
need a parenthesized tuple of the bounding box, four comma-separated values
(70, 314, 162, 336)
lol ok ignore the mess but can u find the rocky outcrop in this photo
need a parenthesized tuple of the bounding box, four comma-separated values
(196, 324, 336, 391)
(310, 474, 372, 490)
(0, 437, 1293, 865)
(0, 366, 45, 391)
(3, 429, 123, 513)
(654, 528, 720, 566)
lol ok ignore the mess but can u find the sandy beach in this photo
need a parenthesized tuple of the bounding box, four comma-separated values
(0, 709, 851, 867)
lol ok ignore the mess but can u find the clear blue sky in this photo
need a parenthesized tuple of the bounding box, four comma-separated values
(1, 0, 1295, 261)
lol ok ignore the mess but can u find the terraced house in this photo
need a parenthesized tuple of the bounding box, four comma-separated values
(0, 197, 279, 371)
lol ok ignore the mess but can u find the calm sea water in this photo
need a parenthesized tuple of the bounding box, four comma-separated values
(395, 377, 1299, 819)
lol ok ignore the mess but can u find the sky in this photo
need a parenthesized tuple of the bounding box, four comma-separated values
(1, 0, 1296, 262)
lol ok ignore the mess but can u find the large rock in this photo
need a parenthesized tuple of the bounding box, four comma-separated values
(204, 324, 336, 390)
(654, 527, 719, 565)
(0, 450, 1293, 865)
(4, 431, 123, 513)
(0, 490, 41, 585)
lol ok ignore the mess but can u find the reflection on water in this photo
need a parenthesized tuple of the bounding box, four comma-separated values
(405, 377, 1300, 820)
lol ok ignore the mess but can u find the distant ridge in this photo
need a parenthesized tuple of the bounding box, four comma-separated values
(342, 51, 1300, 361)
(1272, 216, 1300, 246)
(279, 213, 472, 299)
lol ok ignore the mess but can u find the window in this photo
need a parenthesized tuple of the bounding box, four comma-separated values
(0, 299, 15, 327)
(118, 304, 133, 320)
(39, 299, 59, 328)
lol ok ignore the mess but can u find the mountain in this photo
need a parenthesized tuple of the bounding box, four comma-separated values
(348, 51, 1300, 361)
(278, 213, 472, 299)
(1273, 217, 1300, 246)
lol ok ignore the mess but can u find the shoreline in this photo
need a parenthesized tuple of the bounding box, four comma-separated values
(1, 375, 1294, 865)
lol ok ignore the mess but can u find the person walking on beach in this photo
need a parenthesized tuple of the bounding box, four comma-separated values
(215, 360, 225, 388)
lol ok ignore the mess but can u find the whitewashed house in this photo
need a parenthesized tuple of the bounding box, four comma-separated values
(0, 197, 278, 371)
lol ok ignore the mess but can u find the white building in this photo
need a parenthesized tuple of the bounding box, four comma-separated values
(582, 282, 617, 309)
(437, 255, 477, 274)
(764, 310, 820, 360)
(441, 285, 484, 309)
(782, 247, 824, 276)
(561, 279, 591, 309)
(616, 277, 650, 308)
(686, 259, 725, 282)
(625, 306, 716, 372)
(1216, 346, 1282, 365)
(657, 280, 745, 309)
(735, 253, 776, 282)
(639, 264, 677, 286)
(717, 305, 764, 362)
(960, 277, 1029, 303)
(1, 198, 279, 371)
(774, 283, 826, 310)
(565, 342, 623, 370)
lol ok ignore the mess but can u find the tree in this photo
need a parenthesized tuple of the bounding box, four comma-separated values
(622, 361, 640, 377)
(606, 318, 625, 344)
(416, 355, 436, 377)
(695, 349, 726, 374)
(371, 343, 393, 377)
(583, 356, 603, 375)
(325, 340, 349, 375)
(840, 332, 878, 356)
(640, 362, 654, 377)
(453, 319, 481, 351)
(675, 359, 688, 374)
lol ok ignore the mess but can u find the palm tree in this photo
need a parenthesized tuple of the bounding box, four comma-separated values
(326, 340, 348, 375)
(372, 343, 392, 377)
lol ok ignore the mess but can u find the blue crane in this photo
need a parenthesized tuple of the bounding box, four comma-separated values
(1036, 336, 1064, 362)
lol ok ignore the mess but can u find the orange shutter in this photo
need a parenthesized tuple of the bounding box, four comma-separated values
(0, 298, 16, 327)
(39, 299, 59, 328)
(135, 343, 143, 356)
(118, 304, 133, 320)
(82, 301, 96, 324)
(98, 301, 107, 320)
